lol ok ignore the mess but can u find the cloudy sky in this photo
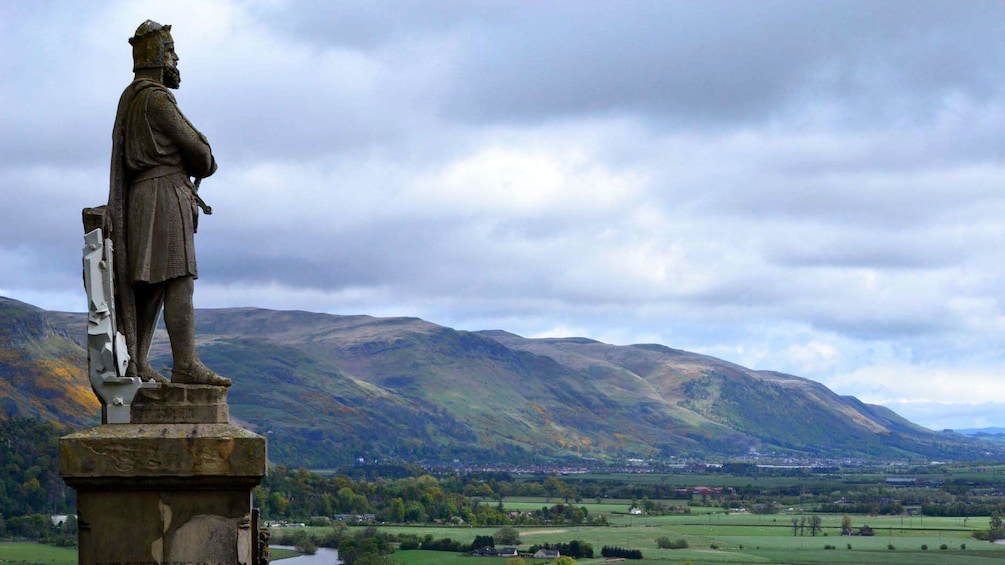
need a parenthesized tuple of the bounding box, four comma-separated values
(4, 1, 1005, 431)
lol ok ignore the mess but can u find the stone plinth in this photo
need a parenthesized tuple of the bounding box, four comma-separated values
(131, 383, 230, 424)
(60, 420, 267, 565)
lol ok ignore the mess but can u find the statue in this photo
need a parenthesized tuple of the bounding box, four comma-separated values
(104, 20, 230, 387)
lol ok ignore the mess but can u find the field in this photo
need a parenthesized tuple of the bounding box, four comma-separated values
(0, 542, 77, 565)
(309, 499, 1005, 565)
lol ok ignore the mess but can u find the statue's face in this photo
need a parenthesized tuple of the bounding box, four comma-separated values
(163, 39, 181, 89)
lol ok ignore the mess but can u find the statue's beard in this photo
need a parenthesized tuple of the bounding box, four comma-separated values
(164, 65, 181, 89)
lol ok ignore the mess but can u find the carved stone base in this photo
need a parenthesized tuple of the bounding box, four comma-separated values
(131, 383, 230, 424)
(59, 423, 267, 565)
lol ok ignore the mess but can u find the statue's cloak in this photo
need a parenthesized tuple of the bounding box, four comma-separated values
(107, 79, 162, 372)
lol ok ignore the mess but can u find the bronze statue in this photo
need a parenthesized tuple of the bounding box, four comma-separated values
(105, 20, 230, 387)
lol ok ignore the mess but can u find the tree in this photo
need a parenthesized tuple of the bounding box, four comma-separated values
(841, 514, 852, 533)
(555, 557, 577, 565)
(494, 525, 521, 545)
(543, 476, 563, 502)
(990, 510, 1004, 541)
(388, 498, 405, 523)
(810, 515, 822, 536)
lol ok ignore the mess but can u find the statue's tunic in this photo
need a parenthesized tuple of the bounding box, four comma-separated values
(118, 79, 216, 284)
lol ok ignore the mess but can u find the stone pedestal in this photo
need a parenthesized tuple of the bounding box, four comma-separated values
(59, 384, 267, 565)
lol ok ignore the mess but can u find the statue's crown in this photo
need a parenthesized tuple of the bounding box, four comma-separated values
(128, 20, 173, 72)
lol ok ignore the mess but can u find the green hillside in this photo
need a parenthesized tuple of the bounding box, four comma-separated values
(4, 297, 1000, 466)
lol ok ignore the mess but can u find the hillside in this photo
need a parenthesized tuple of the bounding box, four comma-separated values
(3, 297, 999, 466)
(0, 297, 98, 427)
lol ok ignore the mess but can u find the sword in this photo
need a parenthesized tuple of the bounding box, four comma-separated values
(192, 177, 213, 215)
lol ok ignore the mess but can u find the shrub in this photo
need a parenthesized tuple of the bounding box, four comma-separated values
(921, 544, 928, 550)
(494, 526, 521, 545)
(962, 543, 967, 550)
(295, 538, 317, 555)
(824, 544, 835, 550)
(887, 544, 895, 550)
(656, 537, 688, 549)
(709, 543, 719, 550)
(940, 544, 948, 550)
(846, 543, 852, 550)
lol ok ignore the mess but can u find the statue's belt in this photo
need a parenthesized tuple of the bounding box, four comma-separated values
(129, 165, 210, 215)
(131, 165, 187, 183)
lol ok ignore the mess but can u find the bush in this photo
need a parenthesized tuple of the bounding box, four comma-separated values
(656, 537, 688, 549)
(921, 544, 928, 550)
(824, 544, 835, 550)
(940, 544, 948, 550)
(295, 538, 318, 555)
(494, 525, 521, 545)
(887, 544, 895, 550)
(420, 537, 464, 552)
(709, 543, 719, 550)
(962, 543, 967, 550)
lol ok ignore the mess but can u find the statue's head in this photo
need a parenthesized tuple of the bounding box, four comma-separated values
(129, 20, 180, 88)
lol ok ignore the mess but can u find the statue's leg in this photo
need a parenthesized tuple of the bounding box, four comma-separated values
(164, 276, 231, 386)
(133, 282, 168, 382)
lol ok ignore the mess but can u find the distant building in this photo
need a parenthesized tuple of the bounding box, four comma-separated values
(534, 548, 560, 559)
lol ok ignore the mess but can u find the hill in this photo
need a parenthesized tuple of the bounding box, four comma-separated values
(3, 296, 1000, 466)
(0, 297, 98, 427)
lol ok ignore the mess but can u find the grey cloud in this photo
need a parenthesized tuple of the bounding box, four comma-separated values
(436, 1, 1005, 126)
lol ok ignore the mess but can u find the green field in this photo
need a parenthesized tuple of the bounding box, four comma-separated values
(318, 503, 1005, 565)
(0, 542, 77, 565)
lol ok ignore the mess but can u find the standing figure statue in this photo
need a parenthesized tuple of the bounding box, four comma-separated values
(106, 20, 230, 387)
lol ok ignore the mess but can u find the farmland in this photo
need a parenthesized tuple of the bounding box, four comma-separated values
(274, 494, 1005, 564)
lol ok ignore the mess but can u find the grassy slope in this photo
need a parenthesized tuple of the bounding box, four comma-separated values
(11, 300, 1003, 463)
(0, 298, 99, 427)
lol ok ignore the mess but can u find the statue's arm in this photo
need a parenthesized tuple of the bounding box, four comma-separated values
(147, 90, 217, 178)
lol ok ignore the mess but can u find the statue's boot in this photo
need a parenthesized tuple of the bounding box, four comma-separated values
(172, 361, 232, 387)
(126, 360, 169, 383)
(139, 364, 169, 383)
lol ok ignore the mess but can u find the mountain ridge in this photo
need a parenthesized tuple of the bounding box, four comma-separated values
(2, 296, 999, 466)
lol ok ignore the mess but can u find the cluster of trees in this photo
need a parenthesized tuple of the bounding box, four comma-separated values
(791, 515, 823, 536)
(601, 545, 643, 559)
(921, 500, 1005, 518)
(272, 524, 394, 564)
(0, 513, 76, 546)
(527, 540, 594, 558)
(256, 466, 605, 526)
(275, 523, 587, 564)
(0, 418, 73, 520)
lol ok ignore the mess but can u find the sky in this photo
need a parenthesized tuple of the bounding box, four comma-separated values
(4, 0, 1005, 432)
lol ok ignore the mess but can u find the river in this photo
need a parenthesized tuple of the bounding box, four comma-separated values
(271, 545, 342, 564)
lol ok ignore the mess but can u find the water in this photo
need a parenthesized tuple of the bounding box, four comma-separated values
(271, 545, 342, 564)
